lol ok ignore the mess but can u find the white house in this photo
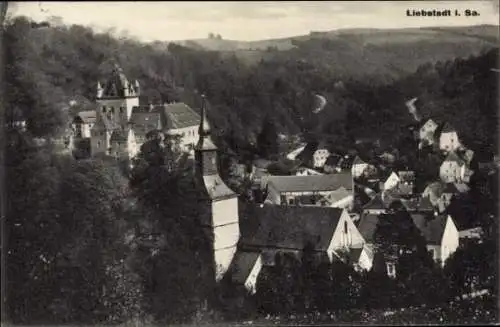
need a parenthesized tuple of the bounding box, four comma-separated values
(419, 118, 439, 146)
(410, 214, 459, 267)
(439, 123, 462, 153)
(264, 173, 353, 207)
(312, 146, 331, 168)
(351, 156, 369, 178)
(440, 152, 473, 184)
(382, 172, 400, 191)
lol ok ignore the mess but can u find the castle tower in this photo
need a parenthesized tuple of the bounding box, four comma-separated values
(96, 62, 140, 127)
(195, 95, 240, 282)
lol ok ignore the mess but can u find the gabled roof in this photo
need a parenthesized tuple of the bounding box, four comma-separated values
(357, 213, 380, 243)
(227, 251, 261, 284)
(410, 214, 449, 245)
(240, 205, 345, 251)
(74, 110, 97, 124)
(129, 110, 161, 138)
(267, 173, 352, 193)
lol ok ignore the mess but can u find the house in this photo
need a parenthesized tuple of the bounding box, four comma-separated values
(439, 123, 462, 153)
(264, 173, 353, 207)
(88, 62, 200, 160)
(72, 110, 96, 138)
(382, 172, 400, 191)
(240, 205, 367, 266)
(422, 181, 457, 213)
(352, 156, 369, 178)
(410, 213, 459, 267)
(226, 252, 263, 294)
(312, 143, 331, 168)
(440, 152, 474, 183)
(362, 194, 388, 215)
(381, 170, 415, 193)
(419, 118, 439, 146)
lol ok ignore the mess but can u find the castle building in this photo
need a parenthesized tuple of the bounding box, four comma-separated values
(72, 62, 200, 160)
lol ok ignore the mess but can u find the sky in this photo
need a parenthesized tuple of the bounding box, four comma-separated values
(8, 1, 500, 42)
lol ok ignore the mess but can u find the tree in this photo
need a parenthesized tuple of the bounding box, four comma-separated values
(256, 115, 280, 159)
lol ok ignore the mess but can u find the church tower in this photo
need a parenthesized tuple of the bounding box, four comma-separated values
(195, 95, 240, 282)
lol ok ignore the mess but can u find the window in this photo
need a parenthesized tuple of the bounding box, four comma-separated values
(289, 198, 294, 205)
(111, 107, 115, 114)
(119, 107, 124, 113)
(344, 221, 348, 234)
(102, 106, 106, 113)
(97, 141, 101, 147)
(387, 262, 396, 278)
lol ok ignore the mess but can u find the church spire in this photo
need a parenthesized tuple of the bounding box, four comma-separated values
(199, 94, 211, 137)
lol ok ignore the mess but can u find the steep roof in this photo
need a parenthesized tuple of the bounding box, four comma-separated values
(201, 175, 237, 200)
(325, 154, 342, 167)
(357, 213, 380, 243)
(227, 251, 261, 284)
(443, 183, 459, 194)
(240, 205, 345, 251)
(267, 173, 352, 193)
(74, 110, 97, 124)
(101, 64, 137, 98)
(410, 214, 448, 245)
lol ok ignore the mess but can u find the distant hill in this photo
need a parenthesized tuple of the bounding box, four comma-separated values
(170, 25, 498, 80)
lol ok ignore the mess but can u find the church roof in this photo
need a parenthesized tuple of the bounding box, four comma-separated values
(240, 205, 345, 251)
(267, 173, 352, 193)
(201, 175, 236, 200)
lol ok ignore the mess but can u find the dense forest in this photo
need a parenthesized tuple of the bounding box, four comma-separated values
(3, 15, 498, 324)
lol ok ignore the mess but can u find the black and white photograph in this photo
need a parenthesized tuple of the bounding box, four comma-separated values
(1, 1, 499, 325)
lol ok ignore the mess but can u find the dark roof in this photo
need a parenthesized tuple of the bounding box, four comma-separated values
(349, 247, 364, 263)
(267, 173, 352, 193)
(227, 251, 261, 284)
(240, 205, 345, 251)
(353, 156, 366, 166)
(410, 214, 448, 245)
(338, 155, 356, 170)
(357, 213, 380, 243)
(102, 64, 138, 98)
(296, 141, 319, 163)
